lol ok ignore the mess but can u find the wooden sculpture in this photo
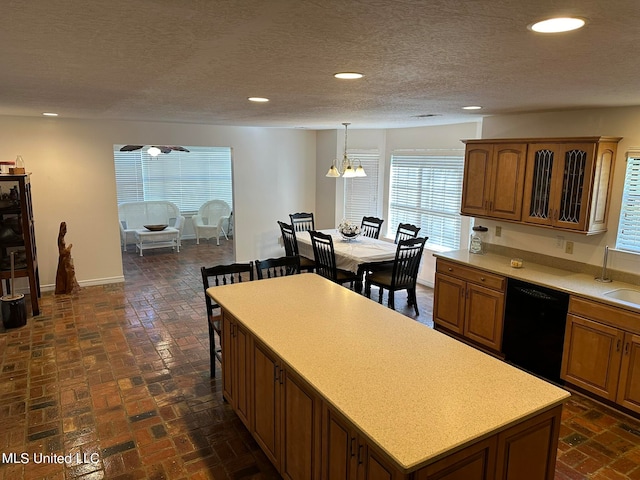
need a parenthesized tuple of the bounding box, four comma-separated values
(55, 221, 80, 294)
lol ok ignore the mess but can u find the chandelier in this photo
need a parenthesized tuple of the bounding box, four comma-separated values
(326, 123, 366, 178)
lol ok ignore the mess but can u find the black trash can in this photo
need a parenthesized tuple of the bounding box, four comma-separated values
(1, 294, 27, 329)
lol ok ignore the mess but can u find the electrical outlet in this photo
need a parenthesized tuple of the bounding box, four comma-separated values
(556, 236, 565, 248)
(565, 241, 574, 254)
(495, 226, 502, 237)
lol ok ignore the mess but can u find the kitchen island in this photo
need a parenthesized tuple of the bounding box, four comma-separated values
(207, 273, 569, 479)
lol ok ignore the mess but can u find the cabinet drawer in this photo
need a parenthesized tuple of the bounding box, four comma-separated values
(436, 260, 505, 291)
(569, 296, 640, 334)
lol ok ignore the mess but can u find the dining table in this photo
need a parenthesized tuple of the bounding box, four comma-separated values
(295, 229, 398, 293)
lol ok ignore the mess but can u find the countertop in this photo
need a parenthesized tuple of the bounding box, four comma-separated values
(433, 249, 640, 315)
(207, 273, 569, 472)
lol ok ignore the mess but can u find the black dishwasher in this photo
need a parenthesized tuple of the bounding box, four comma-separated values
(502, 279, 570, 384)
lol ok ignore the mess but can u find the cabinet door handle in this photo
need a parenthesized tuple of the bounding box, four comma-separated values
(357, 444, 364, 465)
(480, 277, 485, 282)
(448, 267, 453, 272)
(625, 342, 630, 355)
(350, 437, 356, 457)
(617, 339, 621, 352)
(273, 364, 279, 383)
(279, 368, 284, 384)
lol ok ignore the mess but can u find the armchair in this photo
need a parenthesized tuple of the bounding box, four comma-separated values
(193, 200, 232, 245)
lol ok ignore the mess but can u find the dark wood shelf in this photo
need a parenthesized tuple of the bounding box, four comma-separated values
(0, 174, 40, 316)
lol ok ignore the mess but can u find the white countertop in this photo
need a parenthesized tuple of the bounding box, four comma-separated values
(434, 249, 640, 315)
(208, 273, 569, 472)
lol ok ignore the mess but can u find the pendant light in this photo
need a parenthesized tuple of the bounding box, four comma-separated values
(326, 123, 366, 178)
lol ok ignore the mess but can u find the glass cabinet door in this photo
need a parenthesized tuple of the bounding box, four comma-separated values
(527, 148, 554, 223)
(523, 143, 594, 230)
(554, 144, 594, 230)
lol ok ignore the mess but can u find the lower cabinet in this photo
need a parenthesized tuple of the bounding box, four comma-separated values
(222, 312, 251, 428)
(252, 338, 321, 479)
(434, 259, 506, 352)
(323, 406, 401, 480)
(561, 297, 640, 415)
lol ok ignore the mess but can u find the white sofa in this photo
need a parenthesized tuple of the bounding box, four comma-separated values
(118, 201, 185, 251)
(192, 200, 232, 245)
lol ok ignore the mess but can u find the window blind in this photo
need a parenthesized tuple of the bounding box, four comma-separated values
(343, 152, 380, 223)
(114, 146, 233, 212)
(616, 154, 640, 253)
(389, 154, 464, 249)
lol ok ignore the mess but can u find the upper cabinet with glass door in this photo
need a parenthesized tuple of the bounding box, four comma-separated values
(461, 137, 621, 234)
(522, 137, 621, 234)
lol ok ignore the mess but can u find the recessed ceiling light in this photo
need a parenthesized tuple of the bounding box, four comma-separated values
(529, 17, 585, 33)
(462, 106, 482, 110)
(248, 97, 269, 102)
(334, 72, 364, 80)
(42, 112, 59, 116)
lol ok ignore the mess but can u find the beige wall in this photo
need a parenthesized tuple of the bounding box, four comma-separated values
(0, 116, 316, 291)
(3, 106, 638, 293)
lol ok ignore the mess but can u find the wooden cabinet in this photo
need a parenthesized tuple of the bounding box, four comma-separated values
(323, 406, 401, 480)
(561, 314, 623, 400)
(522, 138, 618, 233)
(461, 137, 620, 234)
(221, 312, 251, 428)
(461, 142, 527, 221)
(414, 405, 561, 480)
(251, 338, 321, 479)
(414, 437, 496, 479)
(0, 174, 40, 315)
(252, 339, 280, 466)
(616, 332, 640, 413)
(434, 259, 506, 352)
(561, 296, 640, 414)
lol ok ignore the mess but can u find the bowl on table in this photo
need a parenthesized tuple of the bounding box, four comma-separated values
(144, 224, 168, 232)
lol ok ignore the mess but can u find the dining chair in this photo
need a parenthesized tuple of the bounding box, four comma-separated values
(365, 237, 428, 315)
(394, 223, 421, 243)
(361, 216, 384, 239)
(278, 220, 315, 272)
(201, 262, 254, 378)
(255, 255, 300, 280)
(289, 212, 315, 232)
(309, 230, 360, 287)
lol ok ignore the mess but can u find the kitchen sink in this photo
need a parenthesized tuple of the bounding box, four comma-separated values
(603, 288, 640, 305)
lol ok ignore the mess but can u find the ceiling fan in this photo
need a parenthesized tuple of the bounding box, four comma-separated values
(120, 145, 190, 155)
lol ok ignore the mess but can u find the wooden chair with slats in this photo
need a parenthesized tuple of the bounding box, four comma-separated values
(289, 212, 315, 232)
(278, 220, 315, 273)
(309, 230, 360, 287)
(394, 223, 421, 243)
(361, 216, 384, 239)
(255, 255, 301, 280)
(365, 237, 427, 315)
(201, 262, 254, 378)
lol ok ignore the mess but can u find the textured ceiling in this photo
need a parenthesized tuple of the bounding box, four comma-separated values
(1, 0, 638, 129)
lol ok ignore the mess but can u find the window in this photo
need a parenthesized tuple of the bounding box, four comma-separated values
(114, 146, 233, 212)
(389, 154, 464, 249)
(616, 153, 640, 253)
(343, 151, 380, 222)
